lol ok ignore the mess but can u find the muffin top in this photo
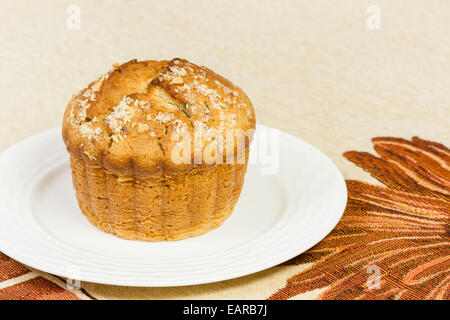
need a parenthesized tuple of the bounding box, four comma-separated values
(62, 58, 256, 178)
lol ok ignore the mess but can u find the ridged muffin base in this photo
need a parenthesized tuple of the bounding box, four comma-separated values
(69, 155, 248, 241)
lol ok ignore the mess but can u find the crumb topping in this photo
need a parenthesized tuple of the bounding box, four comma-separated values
(168, 65, 187, 77)
(66, 59, 254, 162)
(69, 71, 110, 127)
(155, 111, 175, 123)
(172, 119, 188, 139)
(153, 59, 249, 125)
(79, 120, 101, 140)
(83, 150, 97, 160)
(133, 99, 151, 110)
(105, 96, 136, 141)
(137, 123, 150, 133)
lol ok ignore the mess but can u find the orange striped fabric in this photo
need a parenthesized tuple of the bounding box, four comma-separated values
(0, 253, 29, 282)
(0, 252, 88, 300)
(0, 277, 79, 300)
(270, 137, 449, 300)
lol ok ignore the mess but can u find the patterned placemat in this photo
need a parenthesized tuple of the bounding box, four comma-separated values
(0, 255, 91, 300)
(0, 136, 448, 300)
(271, 136, 449, 300)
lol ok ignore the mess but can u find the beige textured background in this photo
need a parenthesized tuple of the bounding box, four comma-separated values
(0, 0, 449, 299)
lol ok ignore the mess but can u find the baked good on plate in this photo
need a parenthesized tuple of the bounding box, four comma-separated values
(62, 58, 255, 241)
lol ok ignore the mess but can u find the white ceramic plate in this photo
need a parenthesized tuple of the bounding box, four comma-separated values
(0, 125, 347, 287)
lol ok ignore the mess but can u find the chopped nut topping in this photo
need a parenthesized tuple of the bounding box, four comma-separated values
(155, 111, 174, 124)
(67, 59, 254, 160)
(78, 121, 101, 140)
(69, 71, 110, 130)
(133, 99, 151, 110)
(170, 76, 184, 85)
(137, 123, 150, 133)
(83, 150, 97, 160)
(106, 96, 136, 141)
(172, 119, 188, 139)
(168, 65, 187, 77)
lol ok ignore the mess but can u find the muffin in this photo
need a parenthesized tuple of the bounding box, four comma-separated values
(62, 58, 256, 241)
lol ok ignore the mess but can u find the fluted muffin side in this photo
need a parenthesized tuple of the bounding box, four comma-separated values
(70, 153, 248, 241)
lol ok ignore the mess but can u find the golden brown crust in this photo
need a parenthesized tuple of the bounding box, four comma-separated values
(62, 58, 256, 179)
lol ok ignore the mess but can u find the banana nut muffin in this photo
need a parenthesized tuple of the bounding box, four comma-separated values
(62, 58, 256, 241)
